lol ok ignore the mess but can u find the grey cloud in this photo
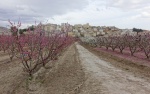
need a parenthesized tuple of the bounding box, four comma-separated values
(0, 0, 88, 26)
(106, 0, 150, 10)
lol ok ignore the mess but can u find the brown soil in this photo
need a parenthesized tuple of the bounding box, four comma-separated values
(80, 43, 150, 82)
(77, 43, 150, 94)
(0, 53, 25, 94)
(1, 43, 150, 94)
(13, 44, 85, 94)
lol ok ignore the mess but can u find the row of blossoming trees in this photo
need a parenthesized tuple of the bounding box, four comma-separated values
(82, 33, 150, 59)
(0, 21, 74, 76)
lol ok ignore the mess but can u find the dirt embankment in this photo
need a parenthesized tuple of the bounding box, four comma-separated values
(14, 44, 85, 94)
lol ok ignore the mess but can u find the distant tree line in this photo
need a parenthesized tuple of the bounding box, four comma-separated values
(133, 28, 143, 35)
(19, 25, 35, 34)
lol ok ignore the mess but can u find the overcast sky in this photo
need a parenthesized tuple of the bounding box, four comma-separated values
(0, 0, 150, 29)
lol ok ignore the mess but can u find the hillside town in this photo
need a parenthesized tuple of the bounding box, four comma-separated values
(0, 23, 149, 37)
(42, 23, 149, 37)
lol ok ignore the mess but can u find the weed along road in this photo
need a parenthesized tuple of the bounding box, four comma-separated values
(76, 43, 150, 94)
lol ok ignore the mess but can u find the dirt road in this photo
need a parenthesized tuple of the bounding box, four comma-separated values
(0, 43, 150, 94)
(76, 43, 150, 94)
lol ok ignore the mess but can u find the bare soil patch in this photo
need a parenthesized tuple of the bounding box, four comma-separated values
(80, 43, 150, 82)
(0, 54, 25, 94)
(13, 44, 85, 94)
(77, 43, 150, 94)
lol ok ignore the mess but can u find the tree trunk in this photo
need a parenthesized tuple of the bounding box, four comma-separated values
(120, 49, 123, 54)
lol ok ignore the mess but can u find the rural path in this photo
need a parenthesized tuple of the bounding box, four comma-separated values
(0, 43, 150, 94)
(76, 43, 150, 94)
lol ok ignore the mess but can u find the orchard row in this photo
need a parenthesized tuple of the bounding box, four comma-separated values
(0, 21, 75, 76)
(82, 33, 150, 59)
